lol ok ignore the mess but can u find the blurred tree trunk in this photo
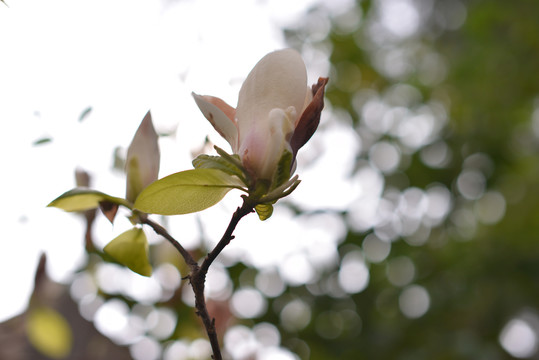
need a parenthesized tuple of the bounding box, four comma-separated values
(0, 255, 131, 360)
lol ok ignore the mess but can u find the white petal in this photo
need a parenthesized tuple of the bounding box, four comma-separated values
(236, 49, 308, 143)
(239, 108, 291, 180)
(192, 93, 239, 152)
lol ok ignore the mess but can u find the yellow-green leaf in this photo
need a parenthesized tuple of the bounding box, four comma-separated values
(48, 188, 131, 212)
(104, 228, 152, 277)
(134, 168, 245, 215)
(26, 307, 72, 359)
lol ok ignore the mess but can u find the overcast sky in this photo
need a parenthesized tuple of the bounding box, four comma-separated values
(0, 0, 355, 322)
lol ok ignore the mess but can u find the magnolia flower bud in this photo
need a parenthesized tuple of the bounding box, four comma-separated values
(193, 49, 328, 187)
(125, 111, 160, 203)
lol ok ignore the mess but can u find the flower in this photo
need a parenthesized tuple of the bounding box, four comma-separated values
(125, 111, 160, 203)
(193, 49, 328, 188)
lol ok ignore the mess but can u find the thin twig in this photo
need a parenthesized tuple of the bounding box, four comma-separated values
(143, 217, 198, 268)
(142, 198, 255, 360)
(191, 198, 254, 359)
(200, 197, 255, 275)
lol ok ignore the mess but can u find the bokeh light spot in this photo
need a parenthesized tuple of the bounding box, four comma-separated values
(258, 347, 299, 360)
(69, 271, 97, 301)
(188, 339, 212, 359)
(280, 299, 312, 332)
(163, 341, 189, 360)
(425, 184, 452, 226)
(255, 269, 286, 298)
(153, 263, 181, 292)
(398, 285, 430, 318)
(230, 287, 267, 319)
(279, 253, 315, 286)
(420, 141, 452, 168)
(338, 251, 370, 294)
(369, 141, 401, 173)
(253, 322, 281, 348)
(205, 263, 233, 301)
(146, 307, 177, 340)
(386, 256, 415, 287)
(397, 113, 435, 149)
(379, 0, 420, 38)
(130, 336, 161, 360)
(457, 170, 486, 200)
(333, 7, 362, 34)
(435, 0, 467, 30)
(475, 191, 506, 225)
(500, 318, 538, 358)
(362, 233, 391, 263)
(315, 311, 344, 339)
(94, 299, 130, 343)
(224, 325, 258, 360)
(78, 294, 104, 321)
(362, 98, 392, 134)
(399, 187, 427, 219)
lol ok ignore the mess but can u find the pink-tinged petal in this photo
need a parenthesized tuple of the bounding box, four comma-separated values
(126, 111, 160, 203)
(236, 49, 308, 143)
(192, 93, 239, 152)
(239, 108, 291, 180)
(290, 77, 329, 158)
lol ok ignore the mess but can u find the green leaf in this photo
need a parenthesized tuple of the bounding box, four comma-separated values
(192, 154, 246, 181)
(134, 168, 246, 215)
(255, 203, 274, 221)
(214, 146, 245, 171)
(48, 188, 131, 212)
(272, 150, 293, 190)
(78, 106, 92, 122)
(33, 137, 52, 146)
(26, 307, 72, 359)
(103, 227, 152, 277)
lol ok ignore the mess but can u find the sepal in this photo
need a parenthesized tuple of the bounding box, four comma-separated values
(259, 175, 301, 204)
(271, 150, 293, 190)
(99, 201, 119, 223)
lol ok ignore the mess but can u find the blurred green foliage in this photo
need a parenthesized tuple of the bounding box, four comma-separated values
(269, 0, 539, 359)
